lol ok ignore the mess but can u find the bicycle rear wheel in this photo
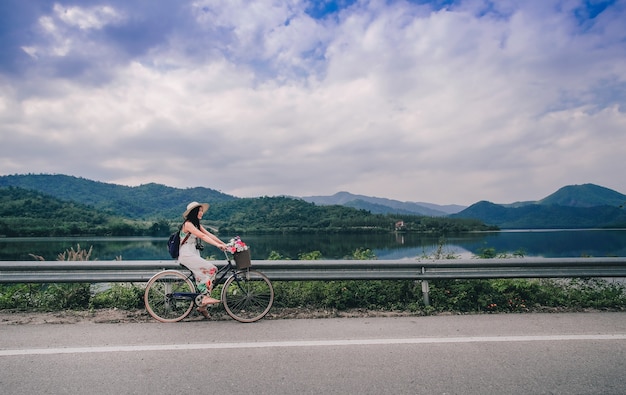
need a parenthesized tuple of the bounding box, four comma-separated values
(222, 269, 274, 323)
(144, 270, 196, 323)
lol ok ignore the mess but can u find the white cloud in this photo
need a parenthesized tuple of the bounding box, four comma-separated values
(54, 3, 124, 30)
(1, 0, 625, 205)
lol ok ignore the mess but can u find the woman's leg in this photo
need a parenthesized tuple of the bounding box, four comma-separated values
(196, 263, 219, 305)
(182, 256, 219, 304)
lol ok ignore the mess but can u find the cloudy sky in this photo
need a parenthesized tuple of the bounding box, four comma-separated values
(1, 0, 624, 206)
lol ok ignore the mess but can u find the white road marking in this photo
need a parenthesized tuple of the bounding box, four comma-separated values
(1, 334, 625, 357)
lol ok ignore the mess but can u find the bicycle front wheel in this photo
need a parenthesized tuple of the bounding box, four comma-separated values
(222, 269, 274, 323)
(144, 270, 196, 323)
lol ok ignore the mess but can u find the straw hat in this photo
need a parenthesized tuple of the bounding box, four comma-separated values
(183, 201, 209, 219)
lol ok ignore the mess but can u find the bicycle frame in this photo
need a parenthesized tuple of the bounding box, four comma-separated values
(170, 252, 244, 303)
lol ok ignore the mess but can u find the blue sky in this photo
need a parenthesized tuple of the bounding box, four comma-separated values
(1, 0, 625, 205)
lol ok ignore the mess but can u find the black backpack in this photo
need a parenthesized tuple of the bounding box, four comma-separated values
(167, 225, 191, 259)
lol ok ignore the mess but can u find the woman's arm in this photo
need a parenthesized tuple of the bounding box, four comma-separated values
(183, 222, 226, 250)
(200, 225, 227, 249)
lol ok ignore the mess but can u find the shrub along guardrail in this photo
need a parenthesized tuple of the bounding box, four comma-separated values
(1, 257, 625, 305)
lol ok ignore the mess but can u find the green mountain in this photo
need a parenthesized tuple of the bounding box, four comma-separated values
(452, 184, 626, 229)
(343, 199, 426, 215)
(0, 174, 236, 219)
(0, 174, 494, 236)
(0, 186, 135, 237)
(4, 174, 623, 231)
(301, 191, 465, 216)
(0, 184, 489, 237)
(538, 184, 626, 207)
(207, 196, 491, 234)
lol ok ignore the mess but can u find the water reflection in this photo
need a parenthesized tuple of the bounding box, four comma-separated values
(0, 230, 625, 261)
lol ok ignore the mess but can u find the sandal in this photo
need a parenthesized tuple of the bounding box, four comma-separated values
(201, 296, 221, 305)
(196, 307, 210, 319)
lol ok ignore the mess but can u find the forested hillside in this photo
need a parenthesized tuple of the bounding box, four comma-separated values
(302, 191, 464, 216)
(0, 186, 493, 237)
(451, 183, 626, 229)
(0, 174, 236, 219)
(0, 187, 148, 237)
(5, 174, 623, 232)
(537, 184, 626, 207)
(208, 196, 493, 234)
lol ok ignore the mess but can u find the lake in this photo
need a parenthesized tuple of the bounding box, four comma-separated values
(1, 229, 626, 261)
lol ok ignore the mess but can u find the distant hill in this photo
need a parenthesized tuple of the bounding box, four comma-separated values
(0, 186, 131, 237)
(301, 191, 465, 216)
(538, 184, 626, 207)
(451, 184, 626, 229)
(0, 174, 236, 219)
(3, 174, 625, 230)
(0, 183, 491, 237)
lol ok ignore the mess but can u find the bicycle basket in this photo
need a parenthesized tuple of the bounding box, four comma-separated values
(233, 249, 252, 269)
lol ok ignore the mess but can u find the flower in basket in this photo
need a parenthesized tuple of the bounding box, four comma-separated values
(226, 236, 249, 253)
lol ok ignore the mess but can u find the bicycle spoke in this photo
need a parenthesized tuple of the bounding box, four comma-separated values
(222, 270, 274, 323)
(144, 270, 196, 323)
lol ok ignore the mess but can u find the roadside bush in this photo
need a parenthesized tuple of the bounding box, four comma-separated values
(43, 284, 91, 309)
(427, 278, 626, 313)
(273, 279, 421, 310)
(90, 283, 144, 310)
(0, 283, 91, 310)
(272, 277, 626, 314)
(556, 278, 626, 308)
(2, 278, 624, 313)
(0, 284, 38, 310)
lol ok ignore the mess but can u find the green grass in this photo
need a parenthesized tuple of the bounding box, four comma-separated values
(2, 278, 624, 313)
(270, 277, 626, 313)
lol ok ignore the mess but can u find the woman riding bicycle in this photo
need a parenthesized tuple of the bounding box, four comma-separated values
(179, 201, 228, 318)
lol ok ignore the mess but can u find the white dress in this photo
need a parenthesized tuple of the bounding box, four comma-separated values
(178, 231, 217, 294)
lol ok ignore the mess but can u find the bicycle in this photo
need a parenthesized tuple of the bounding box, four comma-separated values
(144, 251, 274, 323)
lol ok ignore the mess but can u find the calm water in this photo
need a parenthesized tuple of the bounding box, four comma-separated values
(1, 229, 626, 261)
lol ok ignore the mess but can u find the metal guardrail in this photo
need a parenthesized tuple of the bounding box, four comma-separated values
(3, 258, 625, 306)
(1, 257, 626, 283)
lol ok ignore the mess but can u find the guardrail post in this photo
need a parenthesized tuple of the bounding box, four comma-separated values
(422, 280, 430, 306)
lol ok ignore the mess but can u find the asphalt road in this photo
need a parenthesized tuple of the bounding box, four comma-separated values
(1, 312, 625, 394)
